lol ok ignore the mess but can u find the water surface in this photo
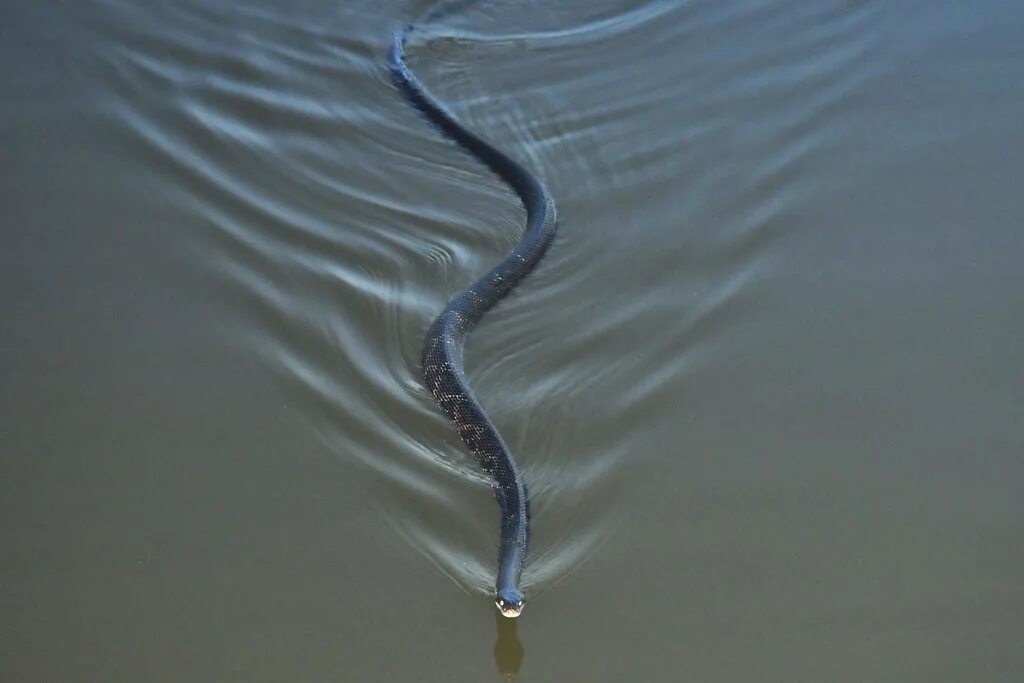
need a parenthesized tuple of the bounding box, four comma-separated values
(2, 0, 1022, 679)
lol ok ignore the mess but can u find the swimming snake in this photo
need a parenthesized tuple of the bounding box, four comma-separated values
(388, 11, 557, 618)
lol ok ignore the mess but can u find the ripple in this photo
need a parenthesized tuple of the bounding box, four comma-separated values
(93, 0, 888, 601)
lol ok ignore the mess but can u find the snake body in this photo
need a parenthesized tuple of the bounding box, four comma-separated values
(389, 19, 557, 618)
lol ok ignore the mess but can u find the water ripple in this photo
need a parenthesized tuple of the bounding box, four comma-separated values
(94, 0, 887, 600)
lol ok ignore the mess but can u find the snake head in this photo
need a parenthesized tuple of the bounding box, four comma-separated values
(495, 588, 525, 618)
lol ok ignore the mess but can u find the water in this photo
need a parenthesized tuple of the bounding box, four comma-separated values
(2, 0, 1022, 679)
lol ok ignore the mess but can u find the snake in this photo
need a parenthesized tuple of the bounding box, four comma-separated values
(388, 10, 557, 618)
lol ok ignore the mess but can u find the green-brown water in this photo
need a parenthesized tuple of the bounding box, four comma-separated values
(2, 1, 1022, 679)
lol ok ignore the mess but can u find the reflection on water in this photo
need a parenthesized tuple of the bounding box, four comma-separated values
(2, 0, 1023, 679)
(494, 610, 525, 679)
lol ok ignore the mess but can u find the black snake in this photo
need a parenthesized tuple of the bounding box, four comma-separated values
(388, 11, 557, 617)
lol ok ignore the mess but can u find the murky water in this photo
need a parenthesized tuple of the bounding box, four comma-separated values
(2, 0, 1022, 679)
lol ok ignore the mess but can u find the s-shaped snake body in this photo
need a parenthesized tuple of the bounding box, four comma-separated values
(389, 16, 557, 617)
